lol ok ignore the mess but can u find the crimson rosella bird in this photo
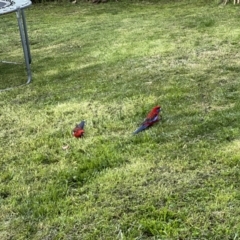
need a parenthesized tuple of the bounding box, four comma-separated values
(73, 120, 85, 138)
(133, 106, 161, 134)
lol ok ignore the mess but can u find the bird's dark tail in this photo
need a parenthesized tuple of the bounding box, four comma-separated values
(133, 125, 147, 134)
(77, 120, 85, 129)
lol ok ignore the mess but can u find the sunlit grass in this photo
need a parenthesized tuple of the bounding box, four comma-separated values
(1, 0, 240, 239)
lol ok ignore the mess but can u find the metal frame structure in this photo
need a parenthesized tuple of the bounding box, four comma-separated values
(0, 0, 32, 91)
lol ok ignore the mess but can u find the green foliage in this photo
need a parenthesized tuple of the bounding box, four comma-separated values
(1, 1, 240, 239)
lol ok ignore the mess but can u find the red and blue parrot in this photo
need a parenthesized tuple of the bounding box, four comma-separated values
(73, 120, 85, 138)
(133, 106, 161, 134)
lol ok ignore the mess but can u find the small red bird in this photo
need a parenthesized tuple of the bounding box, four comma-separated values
(73, 120, 85, 138)
(133, 106, 161, 134)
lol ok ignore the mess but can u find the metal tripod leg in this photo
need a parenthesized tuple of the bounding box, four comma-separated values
(16, 7, 31, 84)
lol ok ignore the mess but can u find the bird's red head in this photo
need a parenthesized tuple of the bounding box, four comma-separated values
(154, 106, 161, 112)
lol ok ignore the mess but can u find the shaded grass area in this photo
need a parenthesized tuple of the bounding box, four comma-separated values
(1, 0, 240, 239)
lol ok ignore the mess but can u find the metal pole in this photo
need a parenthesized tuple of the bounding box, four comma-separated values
(16, 7, 31, 84)
(21, 9, 31, 64)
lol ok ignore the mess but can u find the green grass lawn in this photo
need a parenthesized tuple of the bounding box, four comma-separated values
(1, 0, 240, 239)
